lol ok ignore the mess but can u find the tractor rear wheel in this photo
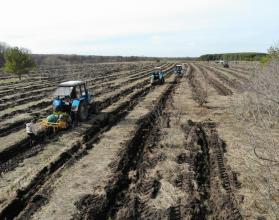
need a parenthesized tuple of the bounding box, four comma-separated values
(89, 103, 98, 114)
(78, 102, 88, 121)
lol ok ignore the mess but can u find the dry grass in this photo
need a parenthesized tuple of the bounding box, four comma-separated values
(170, 65, 278, 219)
(231, 61, 279, 219)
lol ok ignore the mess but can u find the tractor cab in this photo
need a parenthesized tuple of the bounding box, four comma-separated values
(151, 67, 165, 85)
(223, 60, 229, 68)
(174, 65, 183, 75)
(38, 81, 94, 132)
(52, 81, 93, 121)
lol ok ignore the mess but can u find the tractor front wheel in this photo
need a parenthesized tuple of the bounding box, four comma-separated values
(78, 102, 89, 121)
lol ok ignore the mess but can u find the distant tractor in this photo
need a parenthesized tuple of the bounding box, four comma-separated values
(223, 60, 229, 68)
(174, 64, 183, 76)
(150, 67, 165, 85)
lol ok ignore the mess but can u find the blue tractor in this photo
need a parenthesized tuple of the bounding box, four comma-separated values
(174, 64, 183, 76)
(150, 67, 165, 85)
(52, 81, 94, 121)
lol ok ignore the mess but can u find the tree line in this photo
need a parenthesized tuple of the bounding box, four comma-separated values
(33, 54, 159, 65)
(199, 52, 267, 61)
(32, 54, 195, 65)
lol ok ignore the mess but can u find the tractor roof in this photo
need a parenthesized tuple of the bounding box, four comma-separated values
(59, 80, 85, 87)
(176, 64, 182, 67)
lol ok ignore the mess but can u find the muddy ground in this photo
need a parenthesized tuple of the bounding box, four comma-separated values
(0, 61, 276, 219)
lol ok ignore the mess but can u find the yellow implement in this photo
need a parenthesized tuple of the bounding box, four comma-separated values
(39, 119, 69, 133)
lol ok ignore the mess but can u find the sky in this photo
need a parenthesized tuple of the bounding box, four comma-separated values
(0, 0, 279, 57)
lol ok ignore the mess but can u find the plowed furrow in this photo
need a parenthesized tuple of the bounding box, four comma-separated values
(0, 64, 155, 111)
(0, 66, 175, 219)
(213, 66, 249, 81)
(195, 64, 233, 96)
(0, 65, 174, 174)
(201, 64, 244, 92)
(17, 72, 177, 220)
(108, 69, 243, 220)
(186, 64, 208, 105)
(0, 64, 161, 135)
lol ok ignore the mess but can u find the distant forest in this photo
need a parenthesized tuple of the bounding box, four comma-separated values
(0, 42, 195, 67)
(199, 52, 267, 61)
(32, 54, 195, 66)
(2, 48, 268, 68)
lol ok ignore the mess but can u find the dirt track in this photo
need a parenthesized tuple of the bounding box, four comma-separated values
(0, 62, 259, 219)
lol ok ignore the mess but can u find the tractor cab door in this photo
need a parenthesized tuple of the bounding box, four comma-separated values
(80, 84, 91, 104)
(71, 87, 78, 99)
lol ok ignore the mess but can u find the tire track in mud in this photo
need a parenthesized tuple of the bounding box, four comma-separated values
(194, 63, 233, 96)
(100, 73, 243, 220)
(110, 97, 176, 220)
(108, 120, 243, 220)
(184, 121, 242, 220)
(69, 72, 181, 220)
(186, 64, 208, 105)
(0, 67, 176, 220)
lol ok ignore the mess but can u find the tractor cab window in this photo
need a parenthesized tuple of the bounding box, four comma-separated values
(154, 69, 161, 77)
(176, 66, 182, 71)
(75, 86, 82, 98)
(53, 86, 73, 98)
(80, 84, 87, 96)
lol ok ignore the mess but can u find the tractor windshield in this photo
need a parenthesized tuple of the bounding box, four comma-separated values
(53, 86, 73, 97)
(176, 66, 182, 71)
